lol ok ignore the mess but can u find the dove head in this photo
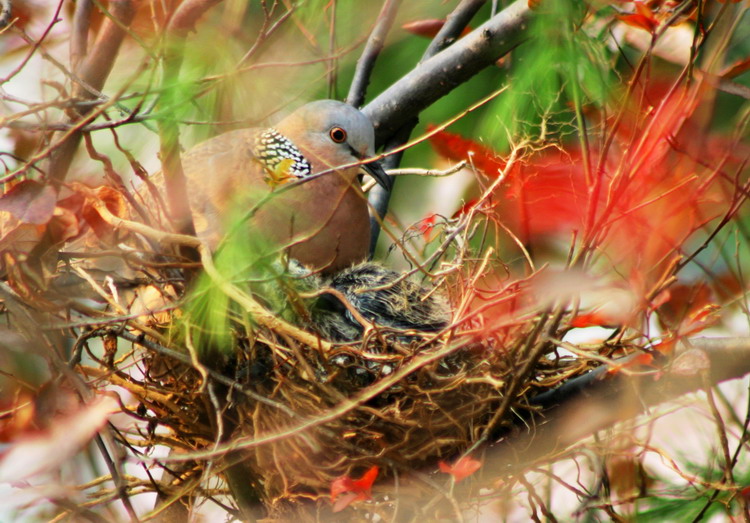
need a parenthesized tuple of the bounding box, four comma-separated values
(272, 100, 390, 189)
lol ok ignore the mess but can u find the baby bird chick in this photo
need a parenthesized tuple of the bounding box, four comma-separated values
(310, 262, 451, 343)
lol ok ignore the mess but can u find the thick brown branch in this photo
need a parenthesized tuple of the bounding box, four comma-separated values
(363, 0, 530, 146)
(457, 337, 750, 497)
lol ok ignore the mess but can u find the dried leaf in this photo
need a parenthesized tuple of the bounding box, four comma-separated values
(0, 223, 44, 257)
(0, 180, 57, 225)
(76, 184, 128, 241)
(0, 396, 118, 482)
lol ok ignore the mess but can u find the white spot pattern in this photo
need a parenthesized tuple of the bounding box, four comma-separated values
(253, 128, 312, 178)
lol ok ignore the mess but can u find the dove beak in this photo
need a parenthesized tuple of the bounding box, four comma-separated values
(361, 159, 392, 192)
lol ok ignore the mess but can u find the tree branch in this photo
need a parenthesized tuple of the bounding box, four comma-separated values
(461, 337, 750, 497)
(366, 0, 494, 253)
(346, 0, 403, 109)
(362, 0, 529, 146)
(422, 0, 487, 59)
(47, 0, 135, 184)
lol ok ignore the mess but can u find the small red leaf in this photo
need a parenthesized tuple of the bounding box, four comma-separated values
(570, 312, 612, 328)
(617, 2, 659, 32)
(439, 456, 481, 483)
(0, 180, 57, 225)
(330, 465, 379, 512)
(418, 213, 438, 240)
(678, 303, 721, 337)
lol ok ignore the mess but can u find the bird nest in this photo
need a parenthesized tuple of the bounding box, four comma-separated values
(35, 188, 595, 518)
(93, 229, 592, 518)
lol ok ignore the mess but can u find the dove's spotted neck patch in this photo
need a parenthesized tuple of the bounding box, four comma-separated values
(253, 128, 312, 186)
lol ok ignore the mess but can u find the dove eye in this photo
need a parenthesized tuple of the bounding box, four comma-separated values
(329, 127, 347, 143)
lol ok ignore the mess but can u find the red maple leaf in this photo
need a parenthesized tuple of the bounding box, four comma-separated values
(427, 125, 506, 178)
(330, 465, 378, 512)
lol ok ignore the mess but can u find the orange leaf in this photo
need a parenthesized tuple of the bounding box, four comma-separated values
(330, 465, 378, 512)
(678, 303, 721, 337)
(79, 185, 128, 241)
(656, 282, 712, 330)
(402, 19, 471, 39)
(47, 205, 83, 245)
(570, 312, 613, 328)
(438, 456, 481, 483)
(653, 338, 677, 355)
(617, 13, 659, 32)
(618, 2, 659, 33)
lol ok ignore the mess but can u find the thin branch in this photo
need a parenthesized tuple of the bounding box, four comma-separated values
(365, 0, 497, 253)
(47, 0, 135, 184)
(346, 0, 403, 108)
(70, 0, 92, 73)
(419, 337, 750, 506)
(422, 0, 486, 60)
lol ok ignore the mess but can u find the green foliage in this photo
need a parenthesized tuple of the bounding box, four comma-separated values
(179, 204, 314, 355)
(479, 1, 612, 151)
(632, 458, 750, 521)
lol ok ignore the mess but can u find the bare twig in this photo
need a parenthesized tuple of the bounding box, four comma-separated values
(422, 0, 486, 60)
(346, 0, 403, 109)
(47, 0, 135, 184)
(366, 0, 499, 252)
